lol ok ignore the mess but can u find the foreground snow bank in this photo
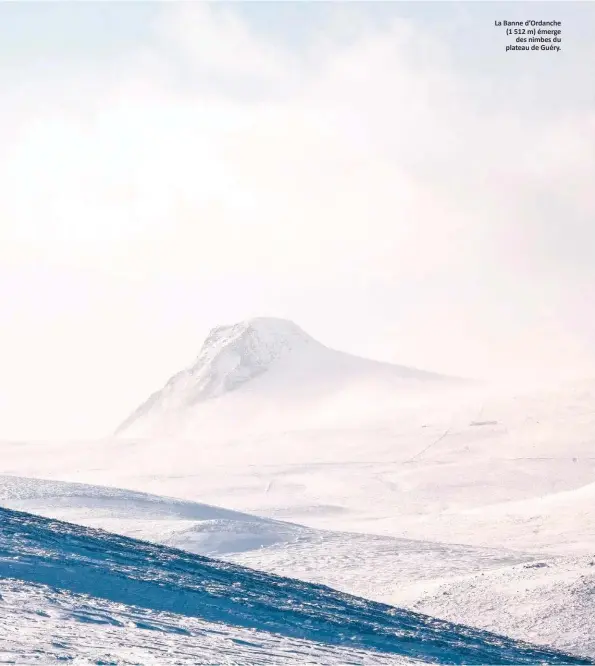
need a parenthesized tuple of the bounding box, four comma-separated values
(0, 506, 590, 665)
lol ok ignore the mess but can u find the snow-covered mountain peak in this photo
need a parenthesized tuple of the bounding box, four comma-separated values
(190, 317, 318, 395)
(115, 318, 321, 434)
(199, 317, 317, 367)
(116, 317, 452, 437)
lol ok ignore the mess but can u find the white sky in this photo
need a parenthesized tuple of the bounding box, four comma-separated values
(1, 2, 595, 440)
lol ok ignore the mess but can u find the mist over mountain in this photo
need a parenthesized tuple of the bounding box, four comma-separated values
(116, 317, 452, 438)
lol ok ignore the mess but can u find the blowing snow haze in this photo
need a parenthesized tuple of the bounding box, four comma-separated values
(116, 317, 453, 438)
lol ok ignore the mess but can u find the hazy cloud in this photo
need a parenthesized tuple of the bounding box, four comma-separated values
(0, 2, 594, 437)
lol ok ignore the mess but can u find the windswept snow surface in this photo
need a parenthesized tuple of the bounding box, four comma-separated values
(1, 475, 593, 659)
(0, 580, 408, 666)
(0, 475, 302, 558)
(0, 506, 590, 665)
(409, 554, 595, 659)
(0, 475, 536, 599)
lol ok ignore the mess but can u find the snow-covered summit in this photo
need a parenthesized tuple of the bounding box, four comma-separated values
(116, 318, 317, 434)
(116, 317, 450, 437)
(187, 317, 322, 397)
(199, 317, 318, 386)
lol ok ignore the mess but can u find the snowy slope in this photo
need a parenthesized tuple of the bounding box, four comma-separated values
(409, 554, 595, 659)
(2, 361, 595, 657)
(116, 317, 451, 438)
(0, 475, 536, 599)
(402, 480, 595, 556)
(0, 474, 303, 557)
(0, 505, 590, 665)
(0, 579, 414, 666)
(47, 385, 593, 558)
(3, 475, 595, 659)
